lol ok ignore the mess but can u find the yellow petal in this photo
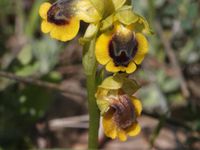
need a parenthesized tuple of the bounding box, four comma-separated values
(103, 113, 117, 139)
(39, 2, 51, 19)
(133, 53, 146, 65)
(50, 17, 80, 42)
(106, 61, 121, 72)
(95, 33, 112, 65)
(41, 20, 53, 33)
(135, 33, 149, 54)
(125, 61, 137, 74)
(132, 33, 148, 64)
(136, 33, 149, 54)
(117, 130, 127, 141)
(127, 123, 141, 137)
(131, 97, 142, 116)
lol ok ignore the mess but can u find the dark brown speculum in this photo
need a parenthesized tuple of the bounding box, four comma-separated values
(110, 95, 136, 129)
(47, 2, 72, 25)
(109, 32, 138, 67)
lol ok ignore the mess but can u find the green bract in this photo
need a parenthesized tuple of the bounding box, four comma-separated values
(99, 75, 122, 90)
(98, 74, 140, 95)
(112, 0, 126, 10)
(96, 74, 140, 115)
(100, 14, 114, 31)
(100, 5, 152, 34)
(115, 5, 138, 25)
(131, 14, 153, 34)
(89, 0, 114, 19)
(79, 23, 99, 44)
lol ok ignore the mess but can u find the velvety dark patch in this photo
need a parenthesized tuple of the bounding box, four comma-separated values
(47, 2, 72, 25)
(111, 95, 136, 129)
(109, 33, 138, 67)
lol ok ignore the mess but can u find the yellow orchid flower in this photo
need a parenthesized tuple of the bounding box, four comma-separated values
(39, 0, 101, 42)
(95, 75, 142, 141)
(95, 23, 149, 73)
(103, 95, 142, 141)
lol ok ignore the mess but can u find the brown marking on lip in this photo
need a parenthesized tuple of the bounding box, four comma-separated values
(47, 2, 72, 25)
(110, 95, 136, 129)
(109, 33, 138, 67)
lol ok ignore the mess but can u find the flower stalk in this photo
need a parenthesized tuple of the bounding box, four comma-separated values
(87, 73, 100, 149)
(83, 28, 100, 149)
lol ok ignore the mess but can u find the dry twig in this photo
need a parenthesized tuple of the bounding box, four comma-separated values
(0, 70, 84, 97)
(49, 115, 89, 130)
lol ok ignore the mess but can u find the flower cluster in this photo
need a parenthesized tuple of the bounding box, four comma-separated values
(39, 0, 151, 142)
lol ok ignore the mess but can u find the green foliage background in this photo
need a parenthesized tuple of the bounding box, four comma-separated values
(0, 0, 200, 149)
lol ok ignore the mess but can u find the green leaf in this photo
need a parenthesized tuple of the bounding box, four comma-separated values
(82, 37, 97, 76)
(17, 45, 32, 65)
(82, 24, 100, 75)
(32, 37, 60, 74)
(48, 71, 62, 81)
(139, 83, 168, 112)
(15, 63, 39, 76)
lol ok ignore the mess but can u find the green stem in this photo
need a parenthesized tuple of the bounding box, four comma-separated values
(148, 0, 155, 25)
(82, 24, 100, 149)
(87, 73, 100, 149)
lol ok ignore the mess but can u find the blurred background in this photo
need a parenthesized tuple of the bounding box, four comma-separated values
(0, 0, 200, 149)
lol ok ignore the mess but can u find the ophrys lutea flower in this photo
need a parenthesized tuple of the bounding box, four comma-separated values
(103, 94, 142, 141)
(95, 23, 149, 73)
(39, 0, 101, 41)
(96, 75, 142, 141)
